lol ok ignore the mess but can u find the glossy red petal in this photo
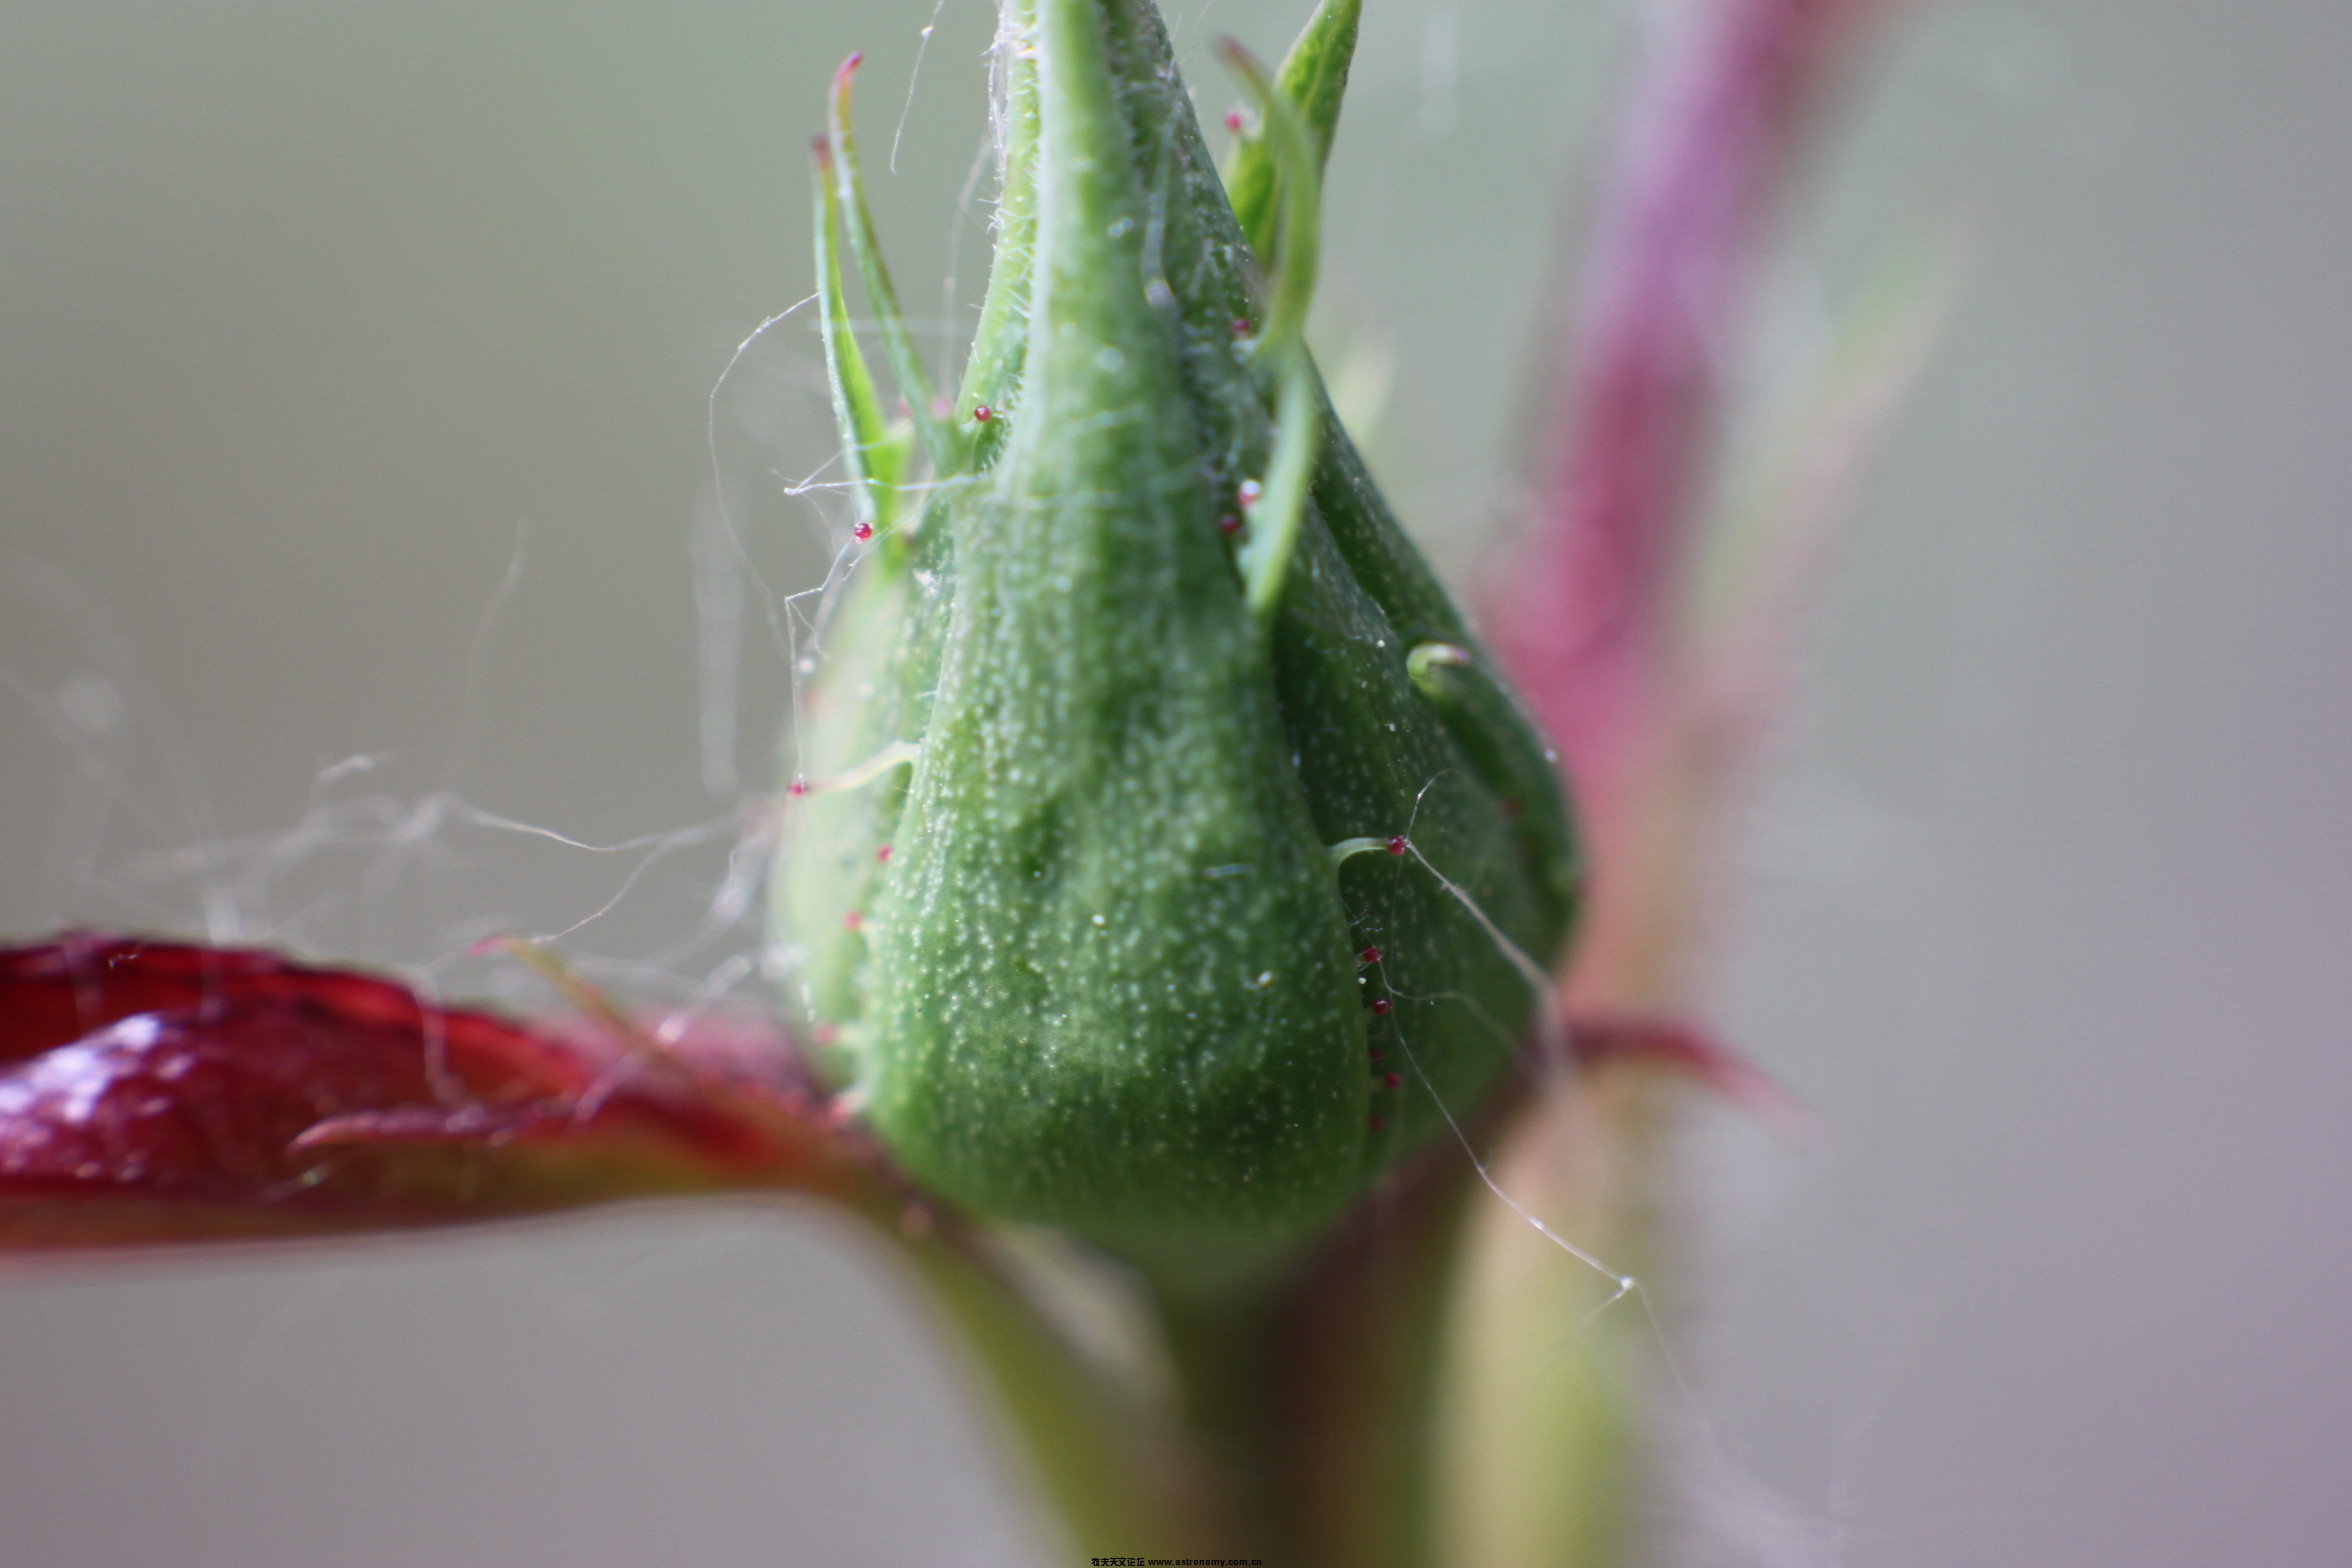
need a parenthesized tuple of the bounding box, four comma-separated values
(0, 934, 884, 1248)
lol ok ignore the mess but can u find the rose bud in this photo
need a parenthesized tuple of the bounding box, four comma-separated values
(776, 0, 1577, 1280)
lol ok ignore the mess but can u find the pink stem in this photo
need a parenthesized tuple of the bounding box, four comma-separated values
(1492, 0, 1879, 824)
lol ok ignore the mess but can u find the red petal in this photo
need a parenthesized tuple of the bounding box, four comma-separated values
(0, 934, 883, 1248)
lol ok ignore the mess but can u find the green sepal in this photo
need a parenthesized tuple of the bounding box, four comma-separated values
(828, 55, 962, 476)
(771, 542, 951, 1080)
(859, 0, 1367, 1271)
(1220, 36, 1326, 618)
(1224, 0, 1361, 266)
(954, 0, 1043, 467)
(1407, 642, 1581, 952)
(1087, 0, 1575, 1164)
(812, 137, 902, 535)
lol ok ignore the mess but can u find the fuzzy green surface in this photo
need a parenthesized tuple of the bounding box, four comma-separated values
(862, 0, 1366, 1261)
(775, 0, 1579, 1270)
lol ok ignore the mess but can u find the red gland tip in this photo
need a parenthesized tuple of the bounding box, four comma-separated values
(876, 844, 893, 863)
(1385, 835, 1409, 856)
(1225, 108, 1246, 132)
(1359, 945, 1382, 965)
(1370, 997, 1393, 1016)
(1218, 513, 1243, 536)
(786, 779, 809, 798)
(852, 521, 874, 542)
(1383, 1071, 1403, 1090)
(1232, 317, 1253, 336)
(971, 404, 993, 423)
(842, 910, 864, 932)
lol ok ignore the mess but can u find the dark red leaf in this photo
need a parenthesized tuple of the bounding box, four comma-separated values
(0, 934, 886, 1248)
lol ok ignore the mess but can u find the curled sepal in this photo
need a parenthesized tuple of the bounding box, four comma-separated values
(1220, 36, 1325, 620)
(828, 54, 960, 474)
(1223, 0, 1360, 268)
(1218, 37, 1321, 359)
(0, 933, 887, 1247)
(812, 134, 909, 538)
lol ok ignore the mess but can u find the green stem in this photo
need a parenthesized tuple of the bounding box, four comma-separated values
(1142, 1138, 1490, 1568)
(900, 1227, 1213, 1559)
(1429, 1078, 1660, 1568)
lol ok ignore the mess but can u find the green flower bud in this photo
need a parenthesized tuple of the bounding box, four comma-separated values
(774, 0, 1578, 1278)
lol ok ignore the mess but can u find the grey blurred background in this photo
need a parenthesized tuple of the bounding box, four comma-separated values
(1, 1, 2347, 1564)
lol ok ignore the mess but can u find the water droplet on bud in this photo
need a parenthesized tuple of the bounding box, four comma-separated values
(1238, 478, 1264, 507)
